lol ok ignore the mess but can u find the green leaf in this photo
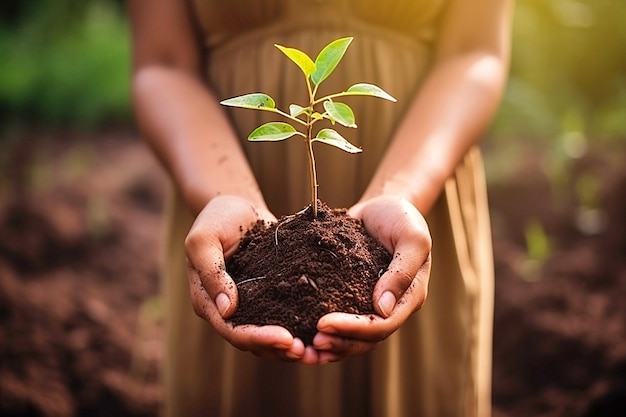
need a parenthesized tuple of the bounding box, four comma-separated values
(274, 44, 316, 77)
(311, 37, 353, 86)
(313, 128, 362, 153)
(346, 83, 397, 102)
(289, 104, 308, 118)
(323, 100, 356, 128)
(220, 93, 277, 110)
(248, 122, 299, 142)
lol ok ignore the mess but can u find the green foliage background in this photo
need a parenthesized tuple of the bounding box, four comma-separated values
(0, 0, 129, 129)
(492, 0, 626, 144)
(1, 0, 624, 144)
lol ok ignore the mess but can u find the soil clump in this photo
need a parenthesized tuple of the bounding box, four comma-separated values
(227, 201, 392, 345)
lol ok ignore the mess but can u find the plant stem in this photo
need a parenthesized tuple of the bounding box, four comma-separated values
(305, 78, 320, 218)
(306, 121, 318, 218)
(275, 108, 308, 126)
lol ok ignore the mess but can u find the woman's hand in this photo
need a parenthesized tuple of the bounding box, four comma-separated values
(185, 195, 316, 362)
(311, 195, 432, 362)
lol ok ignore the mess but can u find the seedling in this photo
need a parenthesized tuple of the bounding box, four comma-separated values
(220, 37, 396, 218)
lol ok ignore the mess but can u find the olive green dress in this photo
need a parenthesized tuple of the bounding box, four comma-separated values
(162, 1, 495, 416)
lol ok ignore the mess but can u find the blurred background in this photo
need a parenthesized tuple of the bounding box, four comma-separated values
(0, 0, 624, 416)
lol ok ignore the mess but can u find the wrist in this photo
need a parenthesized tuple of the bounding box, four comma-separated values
(361, 171, 445, 215)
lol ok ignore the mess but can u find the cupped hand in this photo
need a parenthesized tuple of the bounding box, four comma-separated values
(185, 195, 319, 362)
(311, 195, 432, 361)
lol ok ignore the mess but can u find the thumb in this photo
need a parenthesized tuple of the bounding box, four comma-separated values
(185, 234, 239, 319)
(373, 245, 431, 319)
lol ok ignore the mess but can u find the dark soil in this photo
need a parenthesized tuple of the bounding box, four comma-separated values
(488, 145, 626, 417)
(227, 201, 392, 345)
(0, 130, 164, 417)
(1, 130, 625, 417)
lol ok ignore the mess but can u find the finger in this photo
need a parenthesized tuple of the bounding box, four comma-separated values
(253, 338, 306, 362)
(283, 338, 306, 361)
(317, 312, 393, 342)
(298, 345, 321, 365)
(312, 332, 377, 357)
(373, 248, 431, 319)
(223, 324, 296, 353)
(187, 267, 221, 320)
(186, 253, 238, 318)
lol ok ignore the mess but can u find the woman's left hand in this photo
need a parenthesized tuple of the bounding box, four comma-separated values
(311, 195, 432, 362)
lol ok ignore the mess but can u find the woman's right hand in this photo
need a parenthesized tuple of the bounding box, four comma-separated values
(185, 195, 316, 362)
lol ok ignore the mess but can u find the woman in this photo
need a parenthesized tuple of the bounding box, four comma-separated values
(129, 0, 513, 416)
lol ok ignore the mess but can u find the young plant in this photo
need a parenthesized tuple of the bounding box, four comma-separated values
(220, 37, 396, 218)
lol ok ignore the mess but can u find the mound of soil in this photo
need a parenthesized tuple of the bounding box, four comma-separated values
(227, 201, 392, 345)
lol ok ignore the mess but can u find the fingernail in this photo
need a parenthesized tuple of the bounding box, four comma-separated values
(215, 292, 231, 317)
(378, 291, 396, 318)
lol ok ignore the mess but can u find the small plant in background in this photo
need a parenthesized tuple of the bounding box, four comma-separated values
(220, 36, 396, 218)
(574, 172, 605, 235)
(521, 218, 551, 281)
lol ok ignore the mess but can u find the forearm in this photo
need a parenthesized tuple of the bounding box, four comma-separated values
(132, 66, 266, 216)
(360, 52, 508, 214)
